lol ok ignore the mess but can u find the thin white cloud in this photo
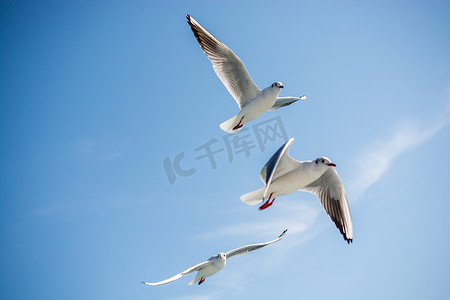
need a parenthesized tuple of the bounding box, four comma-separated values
(349, 103, 450, 201)
(72, 137, 129, 162)
(194, 200, 320, 242)
(195, 102, 450, 255)
(182, 201, 316, 300)
(180, 103, 450, 299)
(175, 293, 221, 300)
(99, 149, 123, 161)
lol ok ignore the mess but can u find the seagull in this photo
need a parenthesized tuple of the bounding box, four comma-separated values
(186, 15, 306, 133)
(241, 138, 353, 243)
(141, 229, 287, 286)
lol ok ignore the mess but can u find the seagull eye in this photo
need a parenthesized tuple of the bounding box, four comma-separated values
(321, 159, 324, 163)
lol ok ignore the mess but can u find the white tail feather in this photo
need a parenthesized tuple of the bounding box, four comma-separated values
(188, 273, 203, 285)
(240, 188, 265, 205)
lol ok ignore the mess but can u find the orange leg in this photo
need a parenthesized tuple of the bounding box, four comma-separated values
(198, 277, 205, 285)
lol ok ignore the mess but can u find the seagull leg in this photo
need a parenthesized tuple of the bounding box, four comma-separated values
(232, 116, 245, 130)
(258, 199, 269, 210)
(264, 198, 276, 209)
(259, 193, 275, 211)
(198, 278, 205, 285)
(260, 193, 274, 210)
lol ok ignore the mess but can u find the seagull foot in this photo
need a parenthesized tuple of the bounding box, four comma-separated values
(232, 116, 245, 130)
(232, 123, 244, 130)
(259, 198, 275, 211)
(258, 193, 275, 211)
(258, 200, 268, 210)
(198, 278, 205, 285)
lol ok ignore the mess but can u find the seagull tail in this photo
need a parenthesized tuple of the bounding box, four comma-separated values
(219, 114, 244, 133)
(240, 188, 265, 205)
(188, 273, 203, 285)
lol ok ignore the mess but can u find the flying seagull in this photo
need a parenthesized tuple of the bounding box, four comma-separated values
(241, 138, 353, 243)
(141, 229, 287, 286)
(186, 15, 305, 133)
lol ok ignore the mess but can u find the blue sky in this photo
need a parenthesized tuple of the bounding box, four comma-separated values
(1, 0, 449, 299)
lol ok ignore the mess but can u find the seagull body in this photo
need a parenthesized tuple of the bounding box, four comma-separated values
(241, 138, 353, 243)
(189, 253, 226, 285)
(186, 15, 305, 133)
(263, 162, 326, 196)
(222, 83, 285, 133)
(141, 230, 287, 286)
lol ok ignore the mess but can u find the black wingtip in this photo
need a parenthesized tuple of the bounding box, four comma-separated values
(279, 229, 288, 238)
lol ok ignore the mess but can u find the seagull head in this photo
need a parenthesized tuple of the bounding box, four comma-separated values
(216, 253, 226, 260)
(271, 81, 284, 89)
(314, 157, 336, 167)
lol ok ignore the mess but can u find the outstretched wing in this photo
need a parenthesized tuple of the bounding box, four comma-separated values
(225, 229, 287, 260)
(260, 138, 301, 198)
(302, 168, 353, 243)
(269, 95, 306, 111)
(141, 260, 210, 286)
(186, 15, 261, 109)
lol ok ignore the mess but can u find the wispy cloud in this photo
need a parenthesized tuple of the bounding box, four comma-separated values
(175, 293, 221, 300)
(195, 200, 320, 243)
(72, 137, 129, 162)
(348, 103, 450, 201)
(177, 103, 450, 299)
(182, 201, 315, 300)
(195, 102, 450, 254)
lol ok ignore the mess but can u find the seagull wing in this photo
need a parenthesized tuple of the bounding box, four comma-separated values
(186, 15, 261, 109)
(260, 138, 301, 198)
(301, 168, 353, 243)
(225, 229, 287, 260)
(268, 95, 306, 111)
(141, 260, 211, 286)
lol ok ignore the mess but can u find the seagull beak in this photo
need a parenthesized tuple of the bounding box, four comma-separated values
(280, 85, 284, 88)
(327, 163, 336, 167)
